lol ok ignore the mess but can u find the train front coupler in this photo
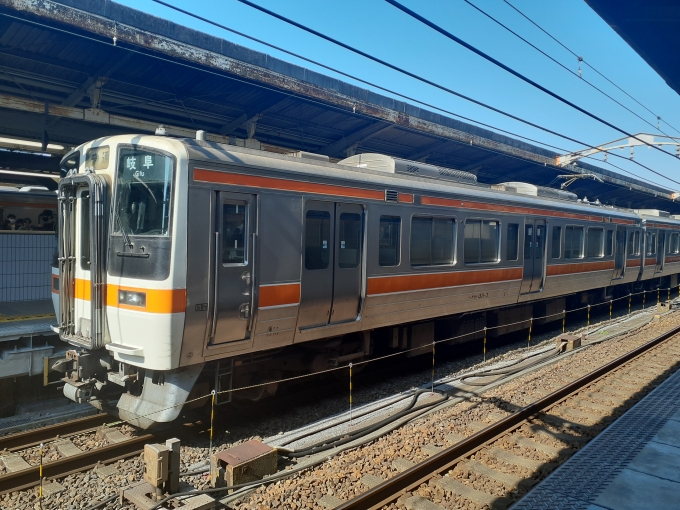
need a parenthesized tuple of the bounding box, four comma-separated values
(53, 349, 113, 405)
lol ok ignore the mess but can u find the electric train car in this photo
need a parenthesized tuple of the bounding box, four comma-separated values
(52, 134, 680, 428)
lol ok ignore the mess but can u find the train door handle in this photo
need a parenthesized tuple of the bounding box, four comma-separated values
(241, 272, 251, 285)
(239, 303, 250, 320)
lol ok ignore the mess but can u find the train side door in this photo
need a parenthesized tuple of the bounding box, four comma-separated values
(656, 230, 665, 273)
(211, 192, 256, 345)
(520, 219, 546, 294)
(613, 226, 626, 279)
(298, 201, 364, 329)
(331, 203, 363, 323)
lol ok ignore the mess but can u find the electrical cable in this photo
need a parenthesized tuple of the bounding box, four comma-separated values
(236, 0, 680, 186)
(279, 389, 448, 457)
(502, 0, 680, 137)
(462, 0, 675, 138)
(2, 7, 674, 190)
(385, 0, 680, 163)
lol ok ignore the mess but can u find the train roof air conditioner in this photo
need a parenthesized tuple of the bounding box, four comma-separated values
(338, 153, 477, 185)
(492, 182, 578, 201)
(634, 209, 670, 217)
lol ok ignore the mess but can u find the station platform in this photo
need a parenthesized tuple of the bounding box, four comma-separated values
(0, 299, 56, 342)
(514, 366, 680, 510)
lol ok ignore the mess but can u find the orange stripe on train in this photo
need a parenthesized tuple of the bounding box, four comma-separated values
(367, 267, 523, 295)
(194, 168, 384, 201)
(73, 278, 185, 313)
(546, 260, 615, 276)
(259, 283, 300, 308)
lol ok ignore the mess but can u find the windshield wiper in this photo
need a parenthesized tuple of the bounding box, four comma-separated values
(115, 209, 134, 249)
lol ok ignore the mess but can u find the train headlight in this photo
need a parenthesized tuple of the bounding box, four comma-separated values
(118, 290, 146, 307)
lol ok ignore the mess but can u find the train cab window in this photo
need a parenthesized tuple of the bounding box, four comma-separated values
(606, 230, 614, 257)
(507, 223, 519, 261)
(551, 226, 561, 259)
(587, 228, 605, 258)
(410, 216, 456, 267)
(379, 216, 401, 267)
(628, 230, 640, 256)
(646, 231, 657, 256)
(222, 203, 247, 264)
(564, 226, 584, 259)
(305, 210, 331, 270)
(80, 191, 90, 270)
(114, 148, 174, 237)
(338, 213, 362, 268)
(464, 219, 499, 264)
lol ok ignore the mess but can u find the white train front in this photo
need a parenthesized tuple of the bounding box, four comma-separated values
(53, 134, 680, 428)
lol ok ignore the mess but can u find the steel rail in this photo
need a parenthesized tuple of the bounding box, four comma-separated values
(0, 433, 155, 495)
(0, 414, 110, 451)
(337, 324, 680, 509)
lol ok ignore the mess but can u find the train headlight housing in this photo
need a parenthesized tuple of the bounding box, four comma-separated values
(118, 290, 146, 307)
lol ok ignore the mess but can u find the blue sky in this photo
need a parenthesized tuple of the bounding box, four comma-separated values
(116, 0, 680, 190)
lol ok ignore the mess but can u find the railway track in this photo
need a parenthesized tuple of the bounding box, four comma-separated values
(337, 324, 680, 510)
(0, 413, 188, 495)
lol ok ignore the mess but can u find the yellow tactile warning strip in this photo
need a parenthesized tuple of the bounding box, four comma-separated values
(0, 313, 55, 323)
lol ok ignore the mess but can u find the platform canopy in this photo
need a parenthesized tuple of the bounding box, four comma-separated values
(0, 0, 678, 211)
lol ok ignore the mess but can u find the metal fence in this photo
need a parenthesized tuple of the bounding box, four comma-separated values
(0, 232, 56, 302)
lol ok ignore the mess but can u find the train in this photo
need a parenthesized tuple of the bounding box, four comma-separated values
(51, 133, 680, 428)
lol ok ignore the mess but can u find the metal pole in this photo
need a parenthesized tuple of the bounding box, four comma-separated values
(431, 341, 435, 392)
(349, 362, 353, 426)
(483, 327, 487, 362)
(643, 291, 646, 309)
(657, 289, 660, 305)
(629, 293, 632, 314)
(38, 443, 43, 510)
(209, 390, 215, 462)
(528, 317, 533, 348)
(562, 310, 566, 333)
(587, 304, 591, 334)
(610, 299, 613, 320)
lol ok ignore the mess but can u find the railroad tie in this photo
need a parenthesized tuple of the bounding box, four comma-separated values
(487, 447, 550, 472)
(96, 428, 130, 444)
(317, 494, 345, 509)
(421, 445, 443, 457)
(392, 458, 415, 472)
(436, 476, 511, 509)
(508, 435, 565, 457)
(465, 421, 488, 433)
(557, 406, 605, 423)
(359, 474, 384, 489)
(54, 439, 82, 458)
(460, 459, 533, 489)
(571, 399, 615, 413)
(527, 426, 588, 446)
(404, 495, 444, 510)
(444, 433, 465, 444)
(0, 453, 30, 472)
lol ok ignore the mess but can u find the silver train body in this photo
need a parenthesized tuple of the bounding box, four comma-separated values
(53, 135, 680, 427)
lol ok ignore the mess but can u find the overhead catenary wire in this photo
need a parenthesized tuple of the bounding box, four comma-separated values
(235, 0, 680, 187)
(502, 0, 680, 137)
(1, 8, 674, 190)
(384, 0, 680, 163)
(462, 0, 676, 139)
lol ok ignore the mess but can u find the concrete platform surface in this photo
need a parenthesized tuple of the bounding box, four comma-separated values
(513, 366, 680, 509)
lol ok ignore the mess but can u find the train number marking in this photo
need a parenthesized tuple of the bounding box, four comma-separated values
(195, 303, 208, 311)
(469, 292, 489, 300)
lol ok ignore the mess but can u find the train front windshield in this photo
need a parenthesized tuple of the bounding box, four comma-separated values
(114, 148, 174, 237)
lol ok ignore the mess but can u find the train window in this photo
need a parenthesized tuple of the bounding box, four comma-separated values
(586, 228, 605, 258)
(606, 230, 614, 257)
(338, 213, 362, 269)
(564, 226, 584, 259)
(222, 203, 247, 264)
(507, 223, 519, 261)
(551, 226, 561, 259)
(379, 216, 401, 266)
(410, 216, 456, 267)
(114, 148, 174, 236)
(645, 231, 657, 256)
(668, 233, 680, 254)
(80, 192, 90, 270)
(628, 231, 640, 256)
(464, 219, 499, 264)
(305, 210, 331, 270)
